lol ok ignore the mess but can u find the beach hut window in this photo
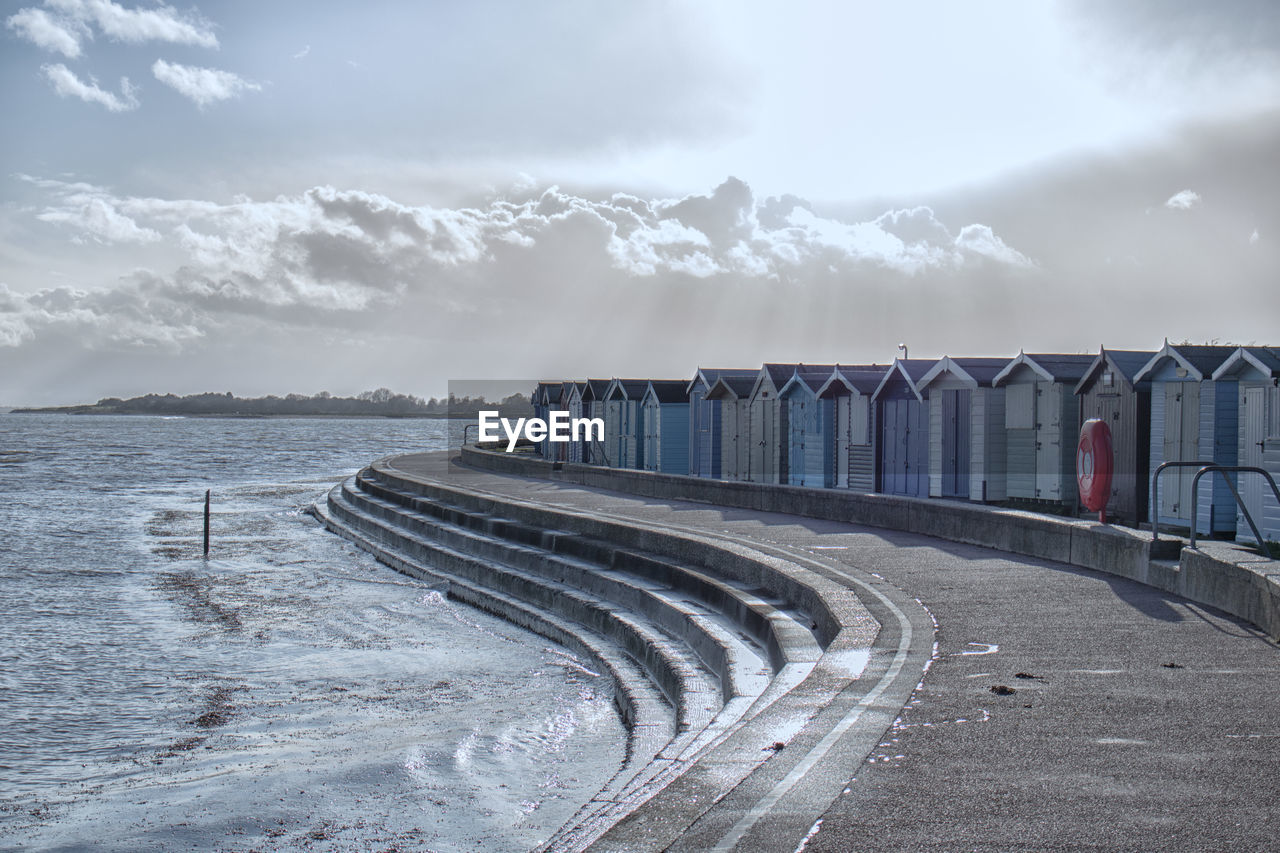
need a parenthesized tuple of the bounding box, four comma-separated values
(1005, 382, 1035, 430)
(1102, 370, 1114, 387)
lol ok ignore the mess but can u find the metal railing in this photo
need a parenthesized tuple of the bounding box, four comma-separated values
(1151, 460, 1216, 542)
(1189, 466, 1280, 558)
(588, 437, 611, 468)
(1152, 460, 1280, 559)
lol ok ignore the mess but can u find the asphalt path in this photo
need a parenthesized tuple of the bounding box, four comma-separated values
(390, 453, 1280, 852)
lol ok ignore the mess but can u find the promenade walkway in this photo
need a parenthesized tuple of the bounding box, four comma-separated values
(388, 452, 1280, 852)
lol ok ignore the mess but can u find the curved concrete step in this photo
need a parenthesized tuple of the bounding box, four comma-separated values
(310, 492, 674, 806)
(328, 480, 724, 738)
(359, 468, 824, 676)
(366, 463, 863, 652)
(350, 474, 805, 699)
(320, 457, 891, 853)
(344, 481, 768, 710)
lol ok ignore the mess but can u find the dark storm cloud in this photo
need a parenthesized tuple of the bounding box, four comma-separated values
(1067, 0, 1280, 66)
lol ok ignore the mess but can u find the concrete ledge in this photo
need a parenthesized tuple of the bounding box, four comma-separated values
(461, 446, 1280, 640)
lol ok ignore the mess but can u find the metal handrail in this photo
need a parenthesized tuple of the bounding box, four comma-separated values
(1151, 460, 1217, 542)
(463, 423, 477, 447)
(586, 436, 611, 468)
(1189, 466, 1280, 559)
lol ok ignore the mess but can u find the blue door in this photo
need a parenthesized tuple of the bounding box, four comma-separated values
(940, 389, 970, 498)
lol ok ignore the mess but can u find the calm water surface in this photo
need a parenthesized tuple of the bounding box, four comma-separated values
(0, 414, 624, 851)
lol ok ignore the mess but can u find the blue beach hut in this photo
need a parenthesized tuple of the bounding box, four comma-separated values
(641, 380, 692, 474)
(530, 381, 564, 458)
(778, 365, 839, 487)
(687, 368, 759, 479)
(917, 357, 1009, 502)
(1211, 346, 1280, 543)
(1133, 343, 1239, 535)
(871, 359, 936, 497)
(582, 379, 611, 465)
(816, 364, 887, 492)
(604, 379, 648, 470)
(564, 381, 587, 463)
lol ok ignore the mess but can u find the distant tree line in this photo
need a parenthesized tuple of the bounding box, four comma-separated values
(14, 389, 533, 419)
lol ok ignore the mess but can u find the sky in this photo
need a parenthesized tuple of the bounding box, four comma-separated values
(1, 0, 1277, 405)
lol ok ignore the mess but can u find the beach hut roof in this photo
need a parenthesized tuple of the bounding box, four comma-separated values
(918, 356, 1010, 390)
(705, 375, 757, 400)
(533, 381, 564, 404)
(1211, 346, 1280, 380)
(816, 364, 889, 397)
(605, 379, 650, 400)
(778, 364, 840, 397)
(583, 379, 612, 401)
(644, 380, 689, 404)
(1133, 342, 1238, 383)
(1072, 348, 1158, 393)
(993, 352, 1096, 386)
(871, 358, 938, 403)
(686, 367, 759, 396)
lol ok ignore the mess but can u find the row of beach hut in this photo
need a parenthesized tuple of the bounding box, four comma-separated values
(529, 342, 1280, 545)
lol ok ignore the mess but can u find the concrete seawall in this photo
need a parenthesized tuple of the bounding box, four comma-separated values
(314, 454, 933, 851)
(462, 446, 1280, 640)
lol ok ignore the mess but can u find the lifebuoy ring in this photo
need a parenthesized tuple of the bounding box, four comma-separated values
(1077, 418, 1114, 517)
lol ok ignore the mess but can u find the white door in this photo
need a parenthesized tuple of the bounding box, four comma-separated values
(1161, 382, 1201, 521)
(1034, 382, 1062, 499)
(836, 395, 850, 488)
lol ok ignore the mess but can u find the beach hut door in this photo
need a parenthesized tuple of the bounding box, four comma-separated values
(1034, 382, 1062, 499)
(1243, 387, 1266, 527)
(836, 395, 851, 488)
(1161, 382, 1200, 519)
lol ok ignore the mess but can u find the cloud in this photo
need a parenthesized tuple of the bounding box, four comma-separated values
(6, 6, 87, 57)
(151, 59, 260, 107)
(37, 197, 160, 243)
(41, 62, 138, 111)
(1165, 189, 1201, 210)
(44, 0, 217, 48)
(292, 44, 309, 60)
(2, 176, 1037, 363)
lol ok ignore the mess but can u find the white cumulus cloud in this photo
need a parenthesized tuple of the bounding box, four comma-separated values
(1165, 189, 1201, 210)
(6, 176, 1039, 357)
(44, 0, 217, 47)
(151, 59, 260, 107)
(41, 63, 138, 111)
(6, 6, 87, 57)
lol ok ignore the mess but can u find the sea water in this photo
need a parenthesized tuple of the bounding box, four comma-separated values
(0, 414, 625, 851)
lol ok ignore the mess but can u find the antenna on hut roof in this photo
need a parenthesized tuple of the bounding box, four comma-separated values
(898, 342, 908, 360)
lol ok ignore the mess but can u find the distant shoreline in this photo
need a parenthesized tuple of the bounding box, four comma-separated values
(7, 389, 533, 421)
(6, 409, 505, 420)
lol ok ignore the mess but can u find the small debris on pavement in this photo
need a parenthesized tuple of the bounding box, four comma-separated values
(1161, 662, 1184, 669)
(1013, 672, 1045, 681)
(990, 685, 1016, 695)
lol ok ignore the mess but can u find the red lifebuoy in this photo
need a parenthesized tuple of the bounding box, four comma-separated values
(1077, 418, 1114, 520)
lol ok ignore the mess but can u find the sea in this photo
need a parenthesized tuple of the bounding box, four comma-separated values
(0, 414, 626, 852)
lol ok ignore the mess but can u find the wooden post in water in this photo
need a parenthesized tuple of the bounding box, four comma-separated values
(203, 489, 211, 557)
